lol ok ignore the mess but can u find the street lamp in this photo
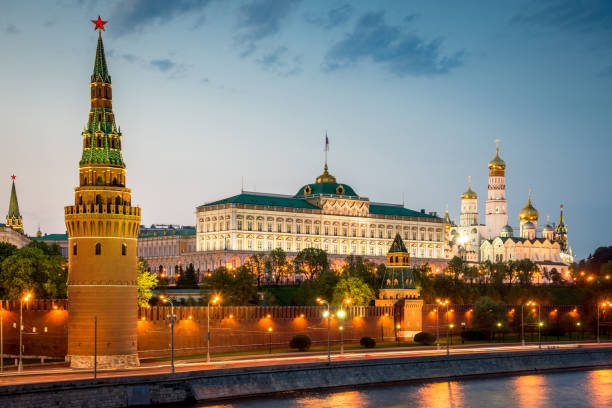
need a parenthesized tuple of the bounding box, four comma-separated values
(268, 327, 273, 354)
(597, 301, 612, 344)
(396, 323, 401, 345)
(317, 298, 331, 364)
(436, 298, 450, 355)
(207, 295, 221, 362)
(523, 300, 536, 346)
(0, 304, 4, 373)
(159, 295, 176, 374)
(18, 292, 32, 373)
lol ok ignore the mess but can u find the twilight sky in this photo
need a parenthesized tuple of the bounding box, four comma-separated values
(1, 0, 611, 259)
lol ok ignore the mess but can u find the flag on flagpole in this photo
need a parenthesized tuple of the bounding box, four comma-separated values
(325, 134, 329, 152)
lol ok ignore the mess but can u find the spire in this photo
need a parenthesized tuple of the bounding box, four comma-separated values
(6, 175, 23, 233)
(92, 31, 111, 83)
(558, 204, 565, 227)
(388, 233, 408, 253)
(8, 175, 20, 218)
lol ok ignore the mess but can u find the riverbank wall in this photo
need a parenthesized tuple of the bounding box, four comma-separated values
(1, 347, 611, 407)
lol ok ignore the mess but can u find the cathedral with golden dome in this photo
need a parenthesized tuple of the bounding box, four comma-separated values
(447, 141, 573, 281)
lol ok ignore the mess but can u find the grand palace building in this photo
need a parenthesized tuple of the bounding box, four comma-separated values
(138, 163, 446, 278)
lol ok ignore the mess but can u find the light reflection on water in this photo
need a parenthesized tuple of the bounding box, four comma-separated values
(195, 369, 612, 408)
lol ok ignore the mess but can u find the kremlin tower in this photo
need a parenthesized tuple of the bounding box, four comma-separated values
(484, 139, 508, 239)
(63, 18, 141, 368)
(5, 175, 23, 233)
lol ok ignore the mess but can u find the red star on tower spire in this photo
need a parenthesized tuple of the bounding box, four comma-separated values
(11, 174, 16, 180)
(91, 16, 107, 31)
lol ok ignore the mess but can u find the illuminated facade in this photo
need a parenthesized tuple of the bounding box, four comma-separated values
(63, 29, 141, 368)
(194, 163, 446, 272)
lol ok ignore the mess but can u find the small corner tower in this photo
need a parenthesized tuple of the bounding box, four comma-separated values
(377, 233, 419, 303)
(6, 175, 23, 233)
(376, 233, 423, 339)
(64, 18, 141, 369)
(485, 139, 508, 239)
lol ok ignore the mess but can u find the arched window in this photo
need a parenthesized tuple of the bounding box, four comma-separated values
(95, 243, 101, 255)
(95, 195, 102, 205)
(73, 244, 77, 256)
(122, 243, 127, 256)
(115, 196, 121, 205)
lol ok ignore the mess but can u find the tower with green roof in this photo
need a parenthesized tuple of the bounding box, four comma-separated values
(376, 233, 423, 339)
(64, 20, 141, 369)
(6, 175, 23, 233)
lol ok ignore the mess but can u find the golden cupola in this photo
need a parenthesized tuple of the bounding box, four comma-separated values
(315, 163, 337, 184)
(461, 176, 477, 199)
(519, 191, 539, 222)
(488, 146, 506, 171)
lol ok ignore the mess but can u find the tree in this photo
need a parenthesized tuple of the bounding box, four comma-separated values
(177, 263, 198, 288)
(201, 266, 258, 305)
(447, 256, 467, 281)
(245, 254, 265, 287)
(332, 276, 375, 306)
(293, 248, 328, 279)
(137, 258, 158, 306)
(0, 246, 67, 300)
(267, 248, 290, 284)
(472, 296, 507, 339)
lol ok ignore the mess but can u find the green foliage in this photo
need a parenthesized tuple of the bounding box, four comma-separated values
(201, 266, 258, 305)
(266, 248, 290, 284)
(137, 258, 158, 307)
(294, 248, 328, 279)
(341, 256, 382, 294)
(413, 331, 436, 345)
(331, 276, 375, 306)
(460, 328, 488, 341)
(360, 337, 376, 348)
(294, 270, 339, 305)
(0, 246, 67, 300)
(177, 263, 199, 288)
(27, 241, 62, 256)
(245, 254, 266, 287)
(289, 334, 312, 351)
(473, 296, 507, 337)
(0, 242, 17, 263)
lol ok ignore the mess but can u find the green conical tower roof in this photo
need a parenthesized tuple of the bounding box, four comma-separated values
(80, 30, 124, 167)
(8, 177, 20, 219)
(388, 233, 408, 253)
(92, 31, 111, 83)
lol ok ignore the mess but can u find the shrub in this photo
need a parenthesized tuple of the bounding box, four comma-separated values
(289, 334, 312, 351)
(460, 328, 488, 341)
(413, 331, 436, 345)
(360, 337, 376, 348)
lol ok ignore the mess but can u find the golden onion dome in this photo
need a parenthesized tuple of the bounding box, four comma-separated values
(519, 192, 539, 222)
(461, 176, 477, 199)
(461, 187, 477, 200)
(488, 146, 506, 170)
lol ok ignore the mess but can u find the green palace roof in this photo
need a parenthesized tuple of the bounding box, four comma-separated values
(32, 233, 68, 241)
(200, 193, 319, 210)
(370, 203, 439, 219)
(295, 182, 358, 197)
(139, 228, 196, 238)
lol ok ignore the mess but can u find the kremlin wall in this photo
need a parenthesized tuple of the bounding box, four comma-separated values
(0, 299, 582, 361)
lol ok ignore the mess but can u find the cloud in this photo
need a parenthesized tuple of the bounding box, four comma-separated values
(109, 0, 213, 36)
(305, 4, 353, 29)
(150, 59, 177, 72)
(512, 1, 612, 34)
(5, 24, 19, 34)
(322, 11, 463, 77)
(235, 0, 301, 56)
(256, 46, 302, 77)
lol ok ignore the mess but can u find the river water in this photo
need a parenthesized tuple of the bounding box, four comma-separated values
(192, 368, 612, 408)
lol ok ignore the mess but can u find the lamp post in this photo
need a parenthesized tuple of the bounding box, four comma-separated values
(396, 324, 401, 346)
(18, 292, 32, 373)
(317, 298, 331, 364)
(536, 304, 542, 350)
(207, 295, 220, 362)
(159, 295, 176, 374)
(436, 299, 450, 355)
(523, 300, 536, 347)
(435, 307, 440, 350)
(597, 301, 612, 344)
(1, 304, 4, 373)
(337, 298, 350, 355)
(268, 327, 273, 354)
